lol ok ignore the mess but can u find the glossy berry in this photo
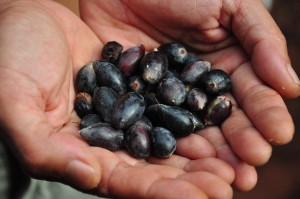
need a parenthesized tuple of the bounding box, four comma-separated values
(158, 42, 188, 67)
(150, 127, 176, 158)
(93, 87, 118, 123)
(157, 77, 186, 106)
(204, 95, 232, 125)
(101, 41, 123, 63)
(117, 44, 145, 76)
(144, 92, 160, 107)
(145, 104, 197, 137)
(163, 69, 180, 79)
(76, 63, 97, 95)
(180, 60, 211, 85)
(125, 124, 151, 159)
(200, 69, 232, 95)
(80, 114, 103, 129)
(184, 54, 202, 65)
(141, 51, 168, 84)
(186, 88, 208, 111)
(74, 92, 94, 118)
(133, 116, 153, 133)
(93, 60, 127, 94)
(80, 123, 124, 151)
(111, 92, 145, 129)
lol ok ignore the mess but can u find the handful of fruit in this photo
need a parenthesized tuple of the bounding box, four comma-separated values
(75, 41, 232, 159)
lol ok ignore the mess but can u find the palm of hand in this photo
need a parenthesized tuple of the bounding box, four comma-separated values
(80, 0, 295, 187)
(0, 0, 296, 199)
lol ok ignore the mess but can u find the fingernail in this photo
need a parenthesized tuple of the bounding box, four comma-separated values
(287, 64, 300, 85)
(65, 160, 96, 189)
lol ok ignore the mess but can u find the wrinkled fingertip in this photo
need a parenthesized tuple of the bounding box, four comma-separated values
(256, 106, 295, 146)
(233, 163, 258, 192)
(65, 160, 101, 190)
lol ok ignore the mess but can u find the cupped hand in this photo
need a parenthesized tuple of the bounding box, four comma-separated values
(79, 0, 299, 191)
(0, 0, 235, 199)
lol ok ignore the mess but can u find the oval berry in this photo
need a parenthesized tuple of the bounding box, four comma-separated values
(112, 92, 145, 129)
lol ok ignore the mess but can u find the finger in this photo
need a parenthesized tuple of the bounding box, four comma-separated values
(197, 127, 257, 192)
(175, 133, 217, 159)
(232, 63, 295, 145)
(184, 158, 235, 184)
(103, 162, 231, 199)
(0, 109, 102, 190)
(92, 149, 210, 199)
(229, 0, 300, 97)
(147, 179, 208, 199)
(203, 46, 294, 152)
(222, 94, 272, 165)
(148, 155, 234, 184)
(179, 172, 233, 199)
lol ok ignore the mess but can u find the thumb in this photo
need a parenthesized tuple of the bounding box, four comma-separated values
(0, 104, 101, 190)
(231, 0, 300, 98)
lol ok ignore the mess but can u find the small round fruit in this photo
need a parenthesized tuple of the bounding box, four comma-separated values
(157, 77, 186, 106)
(180, 60, 211, 85)
(125, 124, 151, 159)
(80, 114, 103, 129)
(141, 51, 168, 84)
(93, 87, 118, 123)
(150, 127, 176, 158)
(200, 69, 232, 95)
(111, 92, 145, 129)
(80, 123, 124, 151)
(186, 88, 208, 111)
(76, 63, 97, 95)
(145, 104, 196, 137)
(158, 42, 188, 67)
(74, 92, 94, 118)
(204, 95, 232, 125)
(93, 60, 127, 94)
(117, 44, 145, 76)
(101, 41, 123, 63)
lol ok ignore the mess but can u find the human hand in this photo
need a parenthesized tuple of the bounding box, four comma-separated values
(79, 0, 299, 191)
(0, 0, 235, 198)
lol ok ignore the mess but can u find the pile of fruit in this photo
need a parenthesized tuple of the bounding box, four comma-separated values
(75, 41, 232, 159)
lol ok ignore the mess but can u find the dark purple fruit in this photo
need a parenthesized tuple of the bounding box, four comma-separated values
(76, 63, 97, 95)
(186, 88, 208, 111)
(128, 76, 146, 93)
(180, 60, 211, 85)
(163, 69, 180, 79)
(144, 92, 160, 107)
(204, 96, 232, 126)
(133, 116, 153, 132)
(184, 54, 202, 65)
(157, 77, 186, 106)
(112, 92, 145, 129)
(93, 60, 127, 94)
(145, 104, 198, 137)
(190, 112, 205, 131)
(117, 44, 145, 76)
(74, 92, 94, 118)
(141, 51, 168, 84)
(101, 41, 123, 63)
(80, 114, 103, 129)
(200, 69, 232, 95)
(150, 127, 176, 158)
(158, 42, 188, 67)
(93, 87, 118, 123)
(80, 123, 124, 151)
(125, 124, 151, 159)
